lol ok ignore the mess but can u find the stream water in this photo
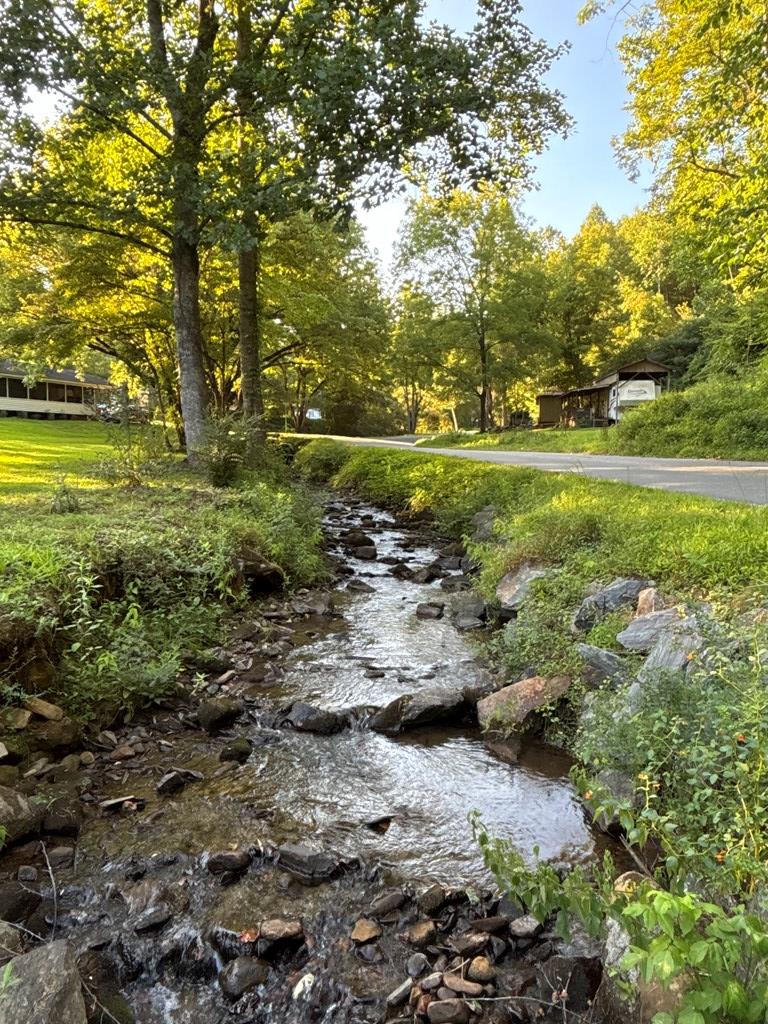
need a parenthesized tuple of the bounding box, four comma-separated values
(2, 497, 612, 1023)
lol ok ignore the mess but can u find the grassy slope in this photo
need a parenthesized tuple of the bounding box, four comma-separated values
(0, 420, 325, 716)
(416, 427, 611, 455)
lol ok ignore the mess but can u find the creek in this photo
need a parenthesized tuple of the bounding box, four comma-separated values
(0, 496, 613, 1024)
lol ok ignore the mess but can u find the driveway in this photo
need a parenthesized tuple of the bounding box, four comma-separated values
(333, 437, 768, 505)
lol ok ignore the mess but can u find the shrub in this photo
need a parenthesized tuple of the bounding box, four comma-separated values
(293, 438, 353, 482)
(96, 422, 170, 485)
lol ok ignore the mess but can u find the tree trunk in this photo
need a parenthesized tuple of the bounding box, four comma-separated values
(478, 348, 489, 432)
(172, 233, 209, 454)
(236, 1, 266, 437)
(238, 228, 265, 430)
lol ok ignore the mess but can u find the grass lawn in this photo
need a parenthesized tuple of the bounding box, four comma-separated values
(0, 418, 111, 496)
(0, 420, 325, 718)
(417, 427, 611, 454)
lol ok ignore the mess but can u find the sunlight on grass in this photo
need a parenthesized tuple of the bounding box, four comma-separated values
(0, 419, 110, 495)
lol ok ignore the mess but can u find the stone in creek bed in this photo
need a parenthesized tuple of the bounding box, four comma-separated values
(351, 918, 382, 945)
(283, 702, 344, 735)
(427, 999, 470, 1024)
(443, 974, 484, 997)
(207, 850, 252, 875)
(421, 972, 443, 991)
(415, 884, 445, 917)
(342, 529, 375, 549)
(0, 785, 44, 843)
(411, 564, 444, 584)
(0, 940, 87, 1024)
(347, 580, 376, 594)
(468, 955, 495, 982)
(353, 545, 377, 560)
(406, 952, 430, 978)
(197, 697, 244, 734)
(23, 697, 65, 722)
(219, 737, 253, 764)
(416, 602, 445, 620)
(219, 956, 269, 1001)
(449, 931, 488, 956)
(371, 890, 407, 917)
(276, 843, 343, 884)
(386, 979, 413, 1007)
(406, 920, 437, 948)
(0, 881, 41, 923)
(259, 919, 303, 942)
(133, 901, 172, 933)
(509, 914, 543, 940)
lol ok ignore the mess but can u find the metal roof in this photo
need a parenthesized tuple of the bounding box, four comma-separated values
(0, 360, 111, 387)
(537, 358, 671, 402)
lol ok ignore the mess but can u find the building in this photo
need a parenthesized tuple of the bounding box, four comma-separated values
(0, 361, 112, 419)
(537, 358, 671, 428)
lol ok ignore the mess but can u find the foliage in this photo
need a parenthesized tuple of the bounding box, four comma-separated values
(50, 476, 81, 514)
(294, 439, 353, 483)
(96, 422, 171, 487)
(0, 421, 325, 718)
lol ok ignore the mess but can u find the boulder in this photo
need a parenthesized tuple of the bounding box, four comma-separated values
(0, 920, 23, 964)
(0, 881, 41, 923)
(28, 717, 81, 754)
(636, 587, 664, 616)
(276, 843, 341, 884)
(594, 916, 686, 1023)
(572, 578, 654, 632)
(342, 529, 375, 549)
(577, 644, 627, 688)
(440, 575, 471, 593)
(470, 505, 497, 543)
(477, 675, 571, 732)
(283, 702, 344, 735)
(197, 698, 243, 733)
(238, 550, 284, 595)
(637, 617, 703, 682)
(23, 697, 65, 722)
(535, 954, 602, 1014)
(616, 609, 681, 652)
(451, 594, 486, 622)
(453, 613, 484, 632)
(219, 738, 252, 764)
(42, 795, 82, 836)
(346, 580, 376, 594)
(0, 940, 87, 1024)
(416, 602, 445, 620)
(219, 956, 269, 1001)
(495, 564, 547, 620)
(369, 689, 466, 735)
(0, 785, 44, 844)
(0, 709, 31, 731)
(411, 565, 443, 585)
(207, 849, 252, 875)
(353, 546, 377, 560)
(591, 768, 639, 836)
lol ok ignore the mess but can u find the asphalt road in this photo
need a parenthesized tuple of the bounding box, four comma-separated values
(330, 436, 768, 505)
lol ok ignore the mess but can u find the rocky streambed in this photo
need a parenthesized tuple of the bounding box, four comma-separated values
(0, 498, 616, 1024)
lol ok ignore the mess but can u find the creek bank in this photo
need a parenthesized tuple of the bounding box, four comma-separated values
(0, 495, 614, 1024)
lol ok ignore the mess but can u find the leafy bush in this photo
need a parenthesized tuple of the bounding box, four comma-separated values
(293, 438, 353, 482)
(607, 373, 768, 461)
(95, 422, 170, 485)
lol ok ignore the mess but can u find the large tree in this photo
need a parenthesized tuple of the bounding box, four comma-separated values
(0, 0, 568, 451)
(397, 187, 551, 431)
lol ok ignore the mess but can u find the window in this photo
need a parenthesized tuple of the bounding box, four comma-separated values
(28, 381, 47, 400)
(82, 388, 95, 408)
(48, 382, 66, 402)
(66, 385, 83, 404)
(0, 377, 6, 397)
(7, 378, 26, 399)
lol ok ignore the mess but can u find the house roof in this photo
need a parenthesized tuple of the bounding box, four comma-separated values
(0, 360, 111, 388)
(537, 358, 671, 402)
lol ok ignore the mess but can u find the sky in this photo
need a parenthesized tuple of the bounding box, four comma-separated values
(360, 0, 650, 267)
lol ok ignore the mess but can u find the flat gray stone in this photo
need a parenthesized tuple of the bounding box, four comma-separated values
(616, 609, 681, 652)
(495, 564, 547, 620)
(577, 644, 627, 687)
(0, 940, 87, 1024)
(572, 578, 653, 632)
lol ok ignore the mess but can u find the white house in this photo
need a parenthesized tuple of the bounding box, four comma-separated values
(0, 361, 112, 419)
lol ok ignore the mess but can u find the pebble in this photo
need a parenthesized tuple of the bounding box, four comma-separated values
(386, 979, 413, 1007)
(407, 920, 437, 948)
(509, 914, 543, 939)
(351, 918, 382, 945)
(207, 850, 251, 874)
(406, 952, 430, 978)
(468, 955, 495, 982)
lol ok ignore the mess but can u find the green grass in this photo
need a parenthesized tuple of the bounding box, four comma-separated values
(0, 419, 111, 494)
(417, 427, 612, 454)
(0, 420, 326, 719)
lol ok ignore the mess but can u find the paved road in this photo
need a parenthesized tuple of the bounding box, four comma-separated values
(329, 436, 768, 505)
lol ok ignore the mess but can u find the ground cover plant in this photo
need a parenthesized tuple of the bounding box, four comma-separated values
(300, 439, 768, 1023)
(0, 420, 325, 719)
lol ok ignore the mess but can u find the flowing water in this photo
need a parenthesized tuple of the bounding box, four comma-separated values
(3, 497, 613, 1023)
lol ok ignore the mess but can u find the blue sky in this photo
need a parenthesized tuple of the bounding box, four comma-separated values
(360, 0, 650, 265)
